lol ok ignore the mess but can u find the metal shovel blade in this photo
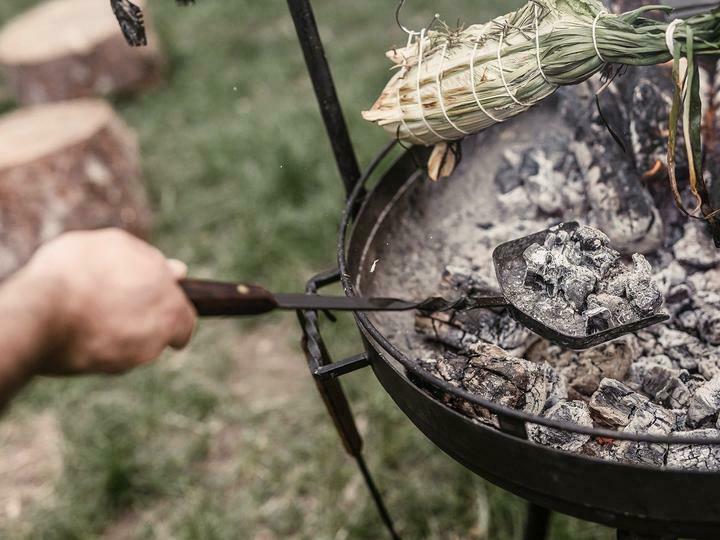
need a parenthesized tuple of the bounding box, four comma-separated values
(492, 222, 669, 350)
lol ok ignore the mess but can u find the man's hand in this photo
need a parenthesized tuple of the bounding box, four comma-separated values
(22, 229, 197, 375)
(0, 229, 197, 391)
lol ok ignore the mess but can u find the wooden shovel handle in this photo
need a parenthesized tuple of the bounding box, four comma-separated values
(180, 279, 278, 317)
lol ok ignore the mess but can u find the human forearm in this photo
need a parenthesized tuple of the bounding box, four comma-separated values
(0, 267, 59, 409)
(0, 229, 197, 411)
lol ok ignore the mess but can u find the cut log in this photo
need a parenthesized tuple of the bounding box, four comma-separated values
(0, 0, 162, 104)
(0, 99, 152, 280)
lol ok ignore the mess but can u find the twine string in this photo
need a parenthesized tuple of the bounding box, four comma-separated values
(469, 40, 504, 123)
(592, 11, 608, 63)
(397, 30, 426, 144)
(436, 42, 471, 136)
(665, 18, 685, 56)
(665, 19, 688, 89)
(497, 23, 529, 106)
(534, 3, 550, 83)
(416, 28, 450, 141)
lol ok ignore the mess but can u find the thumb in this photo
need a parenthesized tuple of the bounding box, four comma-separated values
(167, 259, 189, 280)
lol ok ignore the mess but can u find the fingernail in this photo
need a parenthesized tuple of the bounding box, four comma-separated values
(167, 259, 189, 279)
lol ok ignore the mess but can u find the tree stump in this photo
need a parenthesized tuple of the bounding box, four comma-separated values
(0, 0, 163, 105)
(0, 99, 152, 280)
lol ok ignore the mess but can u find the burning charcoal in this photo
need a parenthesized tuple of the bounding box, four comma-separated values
(587, 378, 675, 466)
(584, 158, 664, 254)
(615, 405, 675, 466)
(628, 354, 673, 384)
(528, 337, 635, 400)
(514, 224, 664, 340)
(566, 72, 665, 254)
(586, 293, 637, 327)
(497, 186, 538, 216)
(627, 355, 673, 392)
(656, 327, 720, 372)
(440, 265, 499, 299)
(605, 254, 663, 315)
(628, 255, 664, 314)
(585, 306, 613, 334)
(415, 352, 486, 421)
(634, 363, 691, 409)
(589, 378, 652, 427)
(673, 222, 720, 269)
(418, 265, 538, 356)
(495, 134, 585, 215)
(672, 409, 688, 431)
(417, 351, 469, 388)
(666, 429, 720, 471)
(655, 261, 687, 297)
(629, 77, 673, 176)
(415, 311, 480, 351)
(415, 344, 563, 424)
(680, 270, 720, 345)
(523, 149, 579, 215)
(494, 149, 528, 194)
(581, 438, 619, 461)
(463, 343, 560, 415)
(687, 376, 720, 427)
(528, 400, 592, 452)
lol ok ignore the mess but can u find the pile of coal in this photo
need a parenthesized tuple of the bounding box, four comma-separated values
(402, 36, 720, 470)
(519, 225, 663, 336)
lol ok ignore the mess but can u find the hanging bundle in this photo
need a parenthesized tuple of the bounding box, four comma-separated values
(362, 0, 720, 233)
(110, 0, 196, 46)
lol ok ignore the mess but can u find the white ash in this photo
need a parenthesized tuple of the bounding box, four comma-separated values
(385, 62, 720, 470)
(528, 400, 592, 452)
(628, 362, 691, 410)
(687, 376, 720, 428)
(415, 265, 538, 357)
(666, 429, 720, 471)
(589, 378, 653, 428)
(584, 379, 676, 466)
(614, 405, 675, 467)
(416, 344, 564, 424)
(674, 222, 720, 269)
(528, 338, 634, 400)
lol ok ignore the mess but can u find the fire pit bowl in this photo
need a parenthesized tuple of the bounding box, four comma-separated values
(299, 96, 720, 538)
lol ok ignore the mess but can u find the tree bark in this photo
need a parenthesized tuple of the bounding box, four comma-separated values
(0, 99, 152, 280)
(0, 0, 163, 105)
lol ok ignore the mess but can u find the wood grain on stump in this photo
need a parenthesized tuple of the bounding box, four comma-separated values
(0, 0, 162, 105)
(0, 99, 152, 280)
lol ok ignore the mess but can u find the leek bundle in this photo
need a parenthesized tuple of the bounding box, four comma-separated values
(362, 0, 720, 227)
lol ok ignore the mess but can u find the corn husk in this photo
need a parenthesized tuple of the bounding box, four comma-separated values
(362, 0, 720, 146)
(363, 0, 720, 237)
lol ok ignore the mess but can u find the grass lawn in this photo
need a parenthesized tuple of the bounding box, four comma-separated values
(0, 1, 615, 538)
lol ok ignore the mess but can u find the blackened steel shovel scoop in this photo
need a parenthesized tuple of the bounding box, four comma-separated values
(181, 222, 668, 349)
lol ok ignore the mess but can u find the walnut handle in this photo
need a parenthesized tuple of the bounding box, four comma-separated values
(180, 279, 279, 317)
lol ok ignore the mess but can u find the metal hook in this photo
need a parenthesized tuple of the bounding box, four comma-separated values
(396, 0, 415, 36)
(396, 0, 441, 37)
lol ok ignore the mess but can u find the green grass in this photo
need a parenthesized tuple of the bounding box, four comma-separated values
(0, 1, 614, 538)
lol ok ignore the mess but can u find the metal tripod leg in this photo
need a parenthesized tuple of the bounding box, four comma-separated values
(298, 270, 400, 540)
(524, 504, 551, 540)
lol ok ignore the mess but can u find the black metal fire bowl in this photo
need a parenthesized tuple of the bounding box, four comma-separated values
(318, 137, 720, 538)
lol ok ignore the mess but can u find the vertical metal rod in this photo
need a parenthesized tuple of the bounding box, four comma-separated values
(356, 454, 401, 540)
(523, 504, 551, 540)
(299, 273, 400, 539)
(617, 531, 677, 540)
(287, 0, 362, 197)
